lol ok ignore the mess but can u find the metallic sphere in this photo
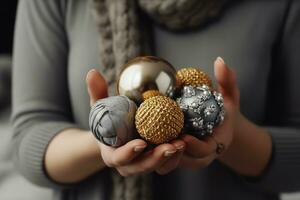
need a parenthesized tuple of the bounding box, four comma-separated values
(117, 56, 178, 104)
(135, 96, 184, 144)
(176, 67, 213, 89)
(176, 85, 225, 138)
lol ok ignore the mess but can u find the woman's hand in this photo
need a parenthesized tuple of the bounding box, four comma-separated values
(86, 69, 186, 176)
(178, 57, 241, 170)
(178, 57, 272, 177)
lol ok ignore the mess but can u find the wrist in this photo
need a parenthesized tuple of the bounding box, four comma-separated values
(45, 129, 105, 183)
(217, 111, 244, 161)
(217, 114, 272, 177)
(82, 131, 106, 170)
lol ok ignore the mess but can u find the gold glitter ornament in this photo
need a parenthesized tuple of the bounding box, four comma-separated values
(142, 90, 162, 100)
(135, 96, 184, 144)
(176, 67, 213, 89)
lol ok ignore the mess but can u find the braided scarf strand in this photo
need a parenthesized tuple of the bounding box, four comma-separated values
(92, 0, 228, 200)
(92, 0, 141, 95)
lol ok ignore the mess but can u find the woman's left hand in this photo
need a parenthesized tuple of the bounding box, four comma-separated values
(178, 57, 241, 170)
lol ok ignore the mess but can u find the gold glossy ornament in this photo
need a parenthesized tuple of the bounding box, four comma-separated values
(176, 67, 213, 89)
(117, 56, 177, 105)
(135, 96, 184, 144)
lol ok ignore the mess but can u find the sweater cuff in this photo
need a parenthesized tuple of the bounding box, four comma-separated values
(244, 127, 300, 193)
(16, 121, 80, 188)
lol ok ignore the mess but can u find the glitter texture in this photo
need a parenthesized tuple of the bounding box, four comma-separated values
(135, 96, 184, 144)
(176, 67, 212, 88)
(177, 85, 225, 138)
(142, 90, 162, 100)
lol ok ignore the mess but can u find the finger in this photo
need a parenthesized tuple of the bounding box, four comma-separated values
(86, 69, 108, 106)
(170, 139, 186, 151)
(155, 139, 186, 175)
(181, 134, 215, 158)
(100, 139, 147, 167)
(152, 139, 185, 175)
(120, 143, 177, 176)
(156, 150, 184, 175)
(179, 153, 216, 170)
(214, 57, 240, 106)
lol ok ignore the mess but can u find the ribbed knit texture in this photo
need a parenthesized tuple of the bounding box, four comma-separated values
(15, 121, 79, 187)
(257, 127, 300, 192)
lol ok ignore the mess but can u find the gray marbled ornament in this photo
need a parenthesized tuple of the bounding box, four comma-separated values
(176, 85, 225, 138)
(89, 96, 137, 147)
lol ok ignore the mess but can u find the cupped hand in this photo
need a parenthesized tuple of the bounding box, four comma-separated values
(86, 69, 185, 176)
(179, 57, 241, 170)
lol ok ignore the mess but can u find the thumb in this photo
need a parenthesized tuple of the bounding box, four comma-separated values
(86, 69, 108, 106)
(214, 57, 240, 107)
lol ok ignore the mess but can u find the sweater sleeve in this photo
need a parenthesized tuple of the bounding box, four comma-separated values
(12, 0, 80, 188)
(244, 0, 300, 193)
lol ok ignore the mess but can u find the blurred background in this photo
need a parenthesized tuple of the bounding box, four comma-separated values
(0, 1, 299, 200)
(0, 1, 52, 200)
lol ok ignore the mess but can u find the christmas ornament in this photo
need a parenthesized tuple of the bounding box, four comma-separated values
(117, 56, 178, 105)
(176, 67, 213, 88)
(176, 85, 225, 138)
(135, 95, 184, 144)
(89, 96, 137, 147)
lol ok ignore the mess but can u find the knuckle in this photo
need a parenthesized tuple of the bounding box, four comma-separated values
(102, 158, 114, 167)
(117, 169, 130, 177)
(105, 161, 114, 168)
(111, 156, 125, 167)
(156, 167, 171, 175)
(138, 164, 151, 174)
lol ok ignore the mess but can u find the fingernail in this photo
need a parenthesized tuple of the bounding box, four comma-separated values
(87, 69, 97, 75)
(134, 145, 146, 152)
(164, 150, 177, 157)
(216, 57, 225, 64)
(86, 69, 96, 81)
(175, 145, 185, 151)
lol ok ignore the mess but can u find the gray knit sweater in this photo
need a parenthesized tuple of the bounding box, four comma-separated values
(12, 0, 300, 200)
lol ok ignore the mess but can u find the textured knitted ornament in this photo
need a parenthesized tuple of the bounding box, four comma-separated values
(91, 1, 229, 200)
(89, 96, 137, 147)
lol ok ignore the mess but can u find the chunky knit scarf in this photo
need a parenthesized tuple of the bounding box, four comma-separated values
(92, 0, 228, 199)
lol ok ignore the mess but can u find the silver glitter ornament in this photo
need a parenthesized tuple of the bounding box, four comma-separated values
(89, 96, 137, 147)
(176, 85, 225, 138)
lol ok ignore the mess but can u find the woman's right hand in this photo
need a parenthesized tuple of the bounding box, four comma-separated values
(86, 69, 186, 177)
